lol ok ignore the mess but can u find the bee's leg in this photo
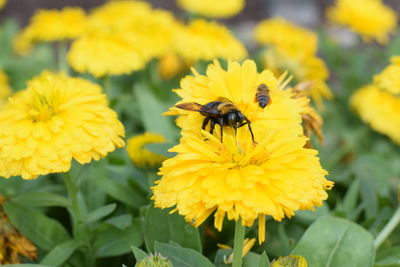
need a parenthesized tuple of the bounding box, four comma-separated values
(244, 117, 256, 143)
(202, 117, 210, 130)
(219, 118, 224, 143)
(209, 119, 216, 134)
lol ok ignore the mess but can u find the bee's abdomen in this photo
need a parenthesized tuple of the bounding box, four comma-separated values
(257, 94, 270, 108)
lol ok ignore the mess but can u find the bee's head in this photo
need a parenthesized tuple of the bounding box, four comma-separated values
(227, 111, 246, 129)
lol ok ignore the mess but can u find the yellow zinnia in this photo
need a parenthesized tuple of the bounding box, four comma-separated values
(327, 0, 397, 44)
(263, 49, 333, 108)
(0, 70, 11, 107)
(13, 7, 87, 55)
(152, 60, 333, 243)
(158, 53, 188, 80)
(0, 71, 125, 180)
(374, 56, 400, 95)
(254, 17, 317, 59)
(174, 19, 247, 62)
(177, 0, 245, 18)
(67, 32, 145, 77)
(351, 84, 400, 144)
(126, 133, 168, 169)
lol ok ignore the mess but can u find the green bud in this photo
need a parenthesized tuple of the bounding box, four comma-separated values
(136, 252, 173, 267)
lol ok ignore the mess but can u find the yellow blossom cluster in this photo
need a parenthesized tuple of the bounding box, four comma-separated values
(351, 56, 400, 143)
(177, 0, 245, 18)
(152, 60, 333, 243)
(327, 0, 397, 44)
(14, 1, 247, 78)
(254, 17, 333, 108)
(0, 71, 125, 179)
(0, 0, 6, 9)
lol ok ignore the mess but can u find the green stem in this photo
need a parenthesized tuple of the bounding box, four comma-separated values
(102, 75, 112, 100)
(64, 172, 95, 267)
(57, 42, 69, 73)
(232, 218, 245, 267)
(374, 206, 400, 249)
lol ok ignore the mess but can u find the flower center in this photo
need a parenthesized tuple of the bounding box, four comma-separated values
(27, 94, 57, 122)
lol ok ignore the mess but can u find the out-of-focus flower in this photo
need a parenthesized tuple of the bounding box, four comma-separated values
(88, 1, 180, 60)
(271, 255, 308, 267)
(327, 0, 397, 44)
(152, 60, 333, 243)
(0, 70, 11, 107)
(67, 32, 145, 77)
(374, 56, 400, 95)
(158, 53, 188, 80)
(0, 0, 6, 9)
(13, 7, 87, 55)
(263, 49, 333, 108)
(218, 238, 256, 264)
(177, 0, 245, 18)
(351, 84, 400, 144)
(0, 71, 125, 179)
(136, 252, 173, 267)
(0, 196, 37, 264)
(126, 133, 168, 169)
(174, 19, 247, 62)
(254, 17, 317, 59)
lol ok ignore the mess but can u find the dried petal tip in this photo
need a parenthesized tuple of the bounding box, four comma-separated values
(137, 252, 173, 267)
(272, 255, 308, 267)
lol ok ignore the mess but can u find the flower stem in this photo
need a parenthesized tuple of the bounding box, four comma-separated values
(232, 218, 245, 267)
(374, 206, 400, 249)
(64, 171, 95, 267)
(57, 41, 69, 73)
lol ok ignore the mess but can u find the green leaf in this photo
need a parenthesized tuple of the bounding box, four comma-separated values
(134, 82, 176, 141)
(94, 219, 143, 257)
(243, 252, 264, 267)
(259, 252, 271, 267)
(97, 176, 146, 209)
(292, 215, 375, 267)
(295, 204, 329, 224)
(145, 143, 177, 157)
(11, 191, 69, 207)
(2, 265, 54, 267)
(105, 214, 133, 229)
(4, 202, 70, 251)
(40, 239, 78, 266)
(375, 246, 400, 267)
(154, 242, 214, 267)
(143, 205, 201, 252)
(214, 249, 231, 267)
(131, 246, 148, 262)
(85, 203, 117, 223)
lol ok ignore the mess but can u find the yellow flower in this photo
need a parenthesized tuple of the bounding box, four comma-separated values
(0, 71, 125, 179)
(13, 7, 87, 55)
(0, 196, 37, 264)
(272, 255, 308, 267)
(327, 0, 397, 44)
(177, 0, 245, 18)
(374, 56, 400, 95)
(351, 84, 400, 144)
(88, 1, 179, 60)
(0, 0, 6, 9)
(158, 53, 188, 80)
(67, 32, 145, 77)
(0, 70, 11, 106)
(174, 19, 247, 62)
(152, 60, 333, 243)
(254, 17, 317, 59)
(126, 133, 168, 169)
(263, 49, 333, 108)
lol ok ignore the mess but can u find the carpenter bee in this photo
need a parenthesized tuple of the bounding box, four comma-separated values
(175, 97, 256, 143)
(255, 83, 271, 108)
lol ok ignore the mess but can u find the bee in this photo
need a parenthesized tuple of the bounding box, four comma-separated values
(175, 97, 255, 143)
(255, 83, 271, 108)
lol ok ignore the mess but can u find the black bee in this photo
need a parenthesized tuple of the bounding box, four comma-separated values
(254, 83, 271, 108)
(175, 97, 255, 143)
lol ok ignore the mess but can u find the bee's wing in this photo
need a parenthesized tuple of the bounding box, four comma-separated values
(175, 102, 219, 116)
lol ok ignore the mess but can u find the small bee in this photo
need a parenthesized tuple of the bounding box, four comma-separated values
(175, 97, 256, 143)
(255, 83, 271, 108)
